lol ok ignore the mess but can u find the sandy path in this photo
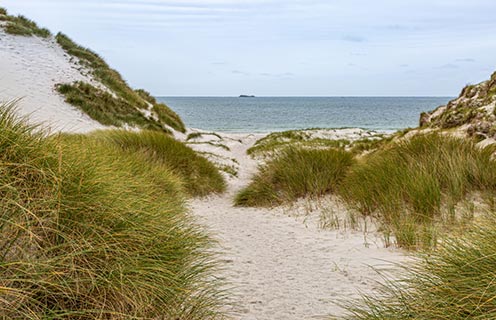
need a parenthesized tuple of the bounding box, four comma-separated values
(189, 133, 408, 319)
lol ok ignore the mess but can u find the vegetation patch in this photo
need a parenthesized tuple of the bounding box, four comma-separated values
(93, 129, 226, 197)
(344, 210, 496, 319)
(136, 89, 186, 133)
(248, 129, 351, 157)
(1, 11, 51, 38)
(0, 103, 223, 319)
(339, 133, 496, 248)
(56, 33, 186, 132)
(187, 131, 223, 141)
(235, 147, 354, 207)
(57, 81, 169, 132)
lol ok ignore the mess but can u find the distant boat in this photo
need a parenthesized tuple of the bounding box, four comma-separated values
(239, 95, 255, 98)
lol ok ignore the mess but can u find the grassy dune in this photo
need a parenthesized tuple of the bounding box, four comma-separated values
(0, 104, 223, 319)
(340, 133, 496, 248)
(0, 8, 51, 38)
(57, 82, 169, 132)
(93, 129, 226, 197)
(247, 129, 351, 158)
(235, 147, 354, 207)
(238, 132, 496, 248)
(344, 210, 496, 319)
(55, 32, 185, 133)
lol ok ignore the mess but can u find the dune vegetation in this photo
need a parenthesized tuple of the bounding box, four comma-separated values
(91, 129, 226, 197)
(0, 103, 223, 319)
(247, 129, 352, 158)
(238, 132, 496, 249)
(235, 147, 354, 207)
(56, 82, 169, 132)
(340, 133, 496, 248)
(344, 210, 496, 319)
(0, 8, 51, 38)
(55, 32, 185, 133)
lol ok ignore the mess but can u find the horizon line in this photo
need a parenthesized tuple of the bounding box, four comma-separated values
(155, 95, 455, 98)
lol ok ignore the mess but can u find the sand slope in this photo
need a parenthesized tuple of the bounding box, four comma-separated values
(188, 132, 408, 319)
(0, 30, 104, 133)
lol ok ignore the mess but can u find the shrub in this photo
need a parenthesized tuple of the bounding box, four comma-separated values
(339, 133, 496, 248)
(94, 129, 226, 197)
(0, 103, 223, 318)
(236, 147, 354, 207)
(344, 210, 496, 319)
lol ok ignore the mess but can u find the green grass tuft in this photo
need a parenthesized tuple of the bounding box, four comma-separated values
(236, 147, 354, 207)
(344, 210, 496, 319)
(135, 89, 186, 132)
(248, 130, 351, 158)
(3, 14, 51, 38)
(339, 133, 496, 248)
(56, 81, 169, 132)
(55, 33, 186, 132)
(0, 103, 223, 319)
(93, 129, 226, 197)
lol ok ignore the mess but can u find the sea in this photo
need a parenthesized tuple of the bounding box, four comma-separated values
(157, 97, 452, 133)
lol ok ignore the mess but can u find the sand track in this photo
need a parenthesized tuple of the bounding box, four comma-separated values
(188, 132, 407, 319)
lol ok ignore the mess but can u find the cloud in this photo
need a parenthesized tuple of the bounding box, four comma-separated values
(231, 70, 250, 75)
(436, 63, 459, 69)
(341, 35, 366, 43)
(211, 61, 227, 65)
(350, 52, 367, 56)
(400, 64, 409, 67)
(455, 58, 475, 62)
(259, 72, 295, 77)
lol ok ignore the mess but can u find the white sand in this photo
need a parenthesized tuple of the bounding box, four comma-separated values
(187, 131, 409, 319)
(0, 30, 104, 133)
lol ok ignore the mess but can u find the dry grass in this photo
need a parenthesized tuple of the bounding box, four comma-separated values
(343, 210, 496, 319)
(92, 129, 226, 197)
(235, 147, 354, 207)
(55, 33, 186, 133)
(339, 133, 496, 248)
(2, 13, 51, 38)
(0, 103, 224, 319)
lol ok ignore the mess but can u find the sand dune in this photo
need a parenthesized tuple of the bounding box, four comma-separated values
(0, 29, 104, 133)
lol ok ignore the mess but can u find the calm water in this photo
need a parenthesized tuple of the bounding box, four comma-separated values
(157, 97, 452, 133)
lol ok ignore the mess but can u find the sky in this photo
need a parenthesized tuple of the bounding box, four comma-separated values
(2, 0, 496, 96)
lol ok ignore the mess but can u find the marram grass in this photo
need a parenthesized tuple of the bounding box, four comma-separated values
(0, 9, 51, 38)
(92, 129, 226, 197)
(339, 133, 496, 248)
(343, 210, 496, 319)
(235, 147, 354, 207)
(55, 33, 186, 133)
(0, 103, 224, 319)
(56, 82, 169, 133)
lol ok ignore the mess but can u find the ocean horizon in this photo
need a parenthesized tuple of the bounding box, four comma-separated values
(158, 96, 452, 133)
